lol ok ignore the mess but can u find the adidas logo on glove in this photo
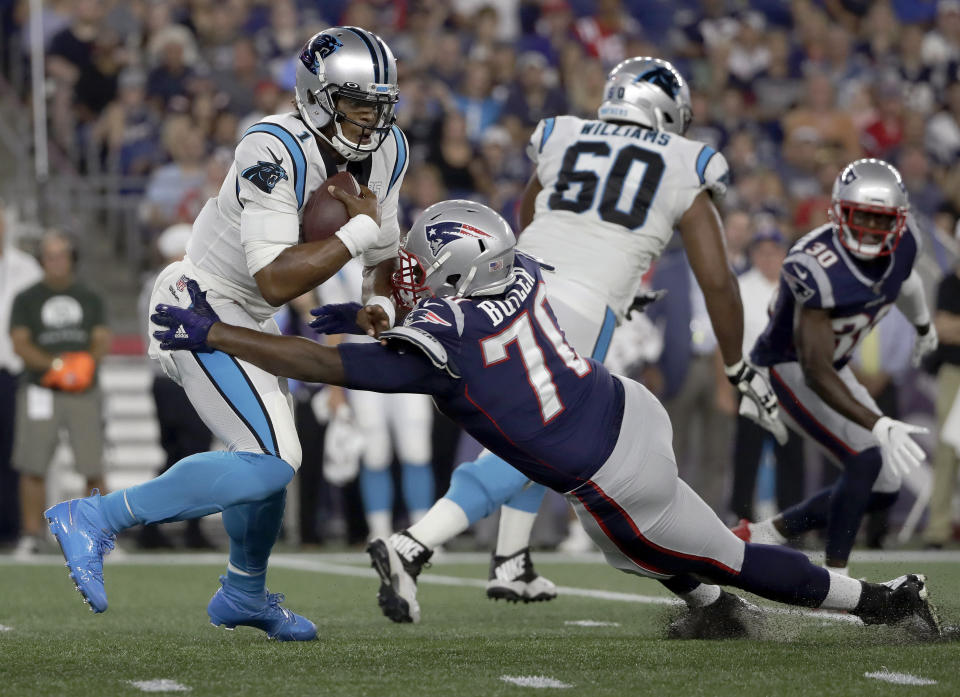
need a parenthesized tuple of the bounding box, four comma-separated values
(175, 325, 189, 340)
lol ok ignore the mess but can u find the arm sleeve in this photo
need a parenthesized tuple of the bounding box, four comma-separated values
(895, 268, 932, 327)
(235, 130, 303, 276)
(359, 126, 408, 267)
(780, 253, 836, 310)
(338, 342, 454, 395)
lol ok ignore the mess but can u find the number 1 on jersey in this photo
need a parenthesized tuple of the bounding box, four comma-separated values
(480, 285, 590, 423)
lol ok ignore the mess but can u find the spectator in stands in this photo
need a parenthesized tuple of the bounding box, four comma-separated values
(925, 81, 960, 167)
(136, 224, 214, 550)
(0, 202, 42, 546)
(9, 231, 110, 558)
(924, 262, 960, 549)
(141, 117, 207, 232)
(729, 228, 805, 525)
(782, 73, 861, 162)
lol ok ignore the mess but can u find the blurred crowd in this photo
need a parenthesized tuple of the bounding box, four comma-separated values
(1, 0, 960, 550)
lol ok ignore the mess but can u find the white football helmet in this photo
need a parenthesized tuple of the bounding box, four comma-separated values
(392, 200, 516, 309)
(598, 57, 692, 135)
(295, 27, 399, 161)
(829, 158, 910, 259)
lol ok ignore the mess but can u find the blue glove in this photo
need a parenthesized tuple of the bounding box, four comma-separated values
(151, 279, 220, 352)
(309, 302, 364, 335)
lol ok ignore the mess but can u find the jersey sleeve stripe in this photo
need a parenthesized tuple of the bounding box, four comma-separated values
(590, 307, 616, 361)
(695, 145, 717, 185)
(539, 117, 557, 152)
(345, 26, 381, 83)
(388, 125, 407, 195)
(242, 123, 307, 208)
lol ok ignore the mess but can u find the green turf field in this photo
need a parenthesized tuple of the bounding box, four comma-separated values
(1, 552, 958, 696)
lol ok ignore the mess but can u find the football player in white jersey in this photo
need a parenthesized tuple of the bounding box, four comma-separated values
(362, 58, 787, 623)
(43, 27, 409, 641)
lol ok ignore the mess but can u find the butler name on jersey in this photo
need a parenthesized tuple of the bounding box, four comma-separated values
(751, 219, 919, 371)
(519, 112, 729, 321)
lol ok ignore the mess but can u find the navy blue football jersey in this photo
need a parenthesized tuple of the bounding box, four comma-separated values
(751, 222, 920, 370)
(338, 253, 625, 492)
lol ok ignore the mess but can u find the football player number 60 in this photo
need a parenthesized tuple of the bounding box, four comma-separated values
(481, 286, 590, 422)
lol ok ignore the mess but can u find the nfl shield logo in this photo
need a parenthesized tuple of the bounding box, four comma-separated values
(176, 275, 188, 293)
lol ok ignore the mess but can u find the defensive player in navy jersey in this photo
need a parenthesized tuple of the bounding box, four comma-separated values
(733, 159, 939, 576)
(351, 56, 788, 613)
(43, 27, 408, 640)
(150, 199, 942, 639)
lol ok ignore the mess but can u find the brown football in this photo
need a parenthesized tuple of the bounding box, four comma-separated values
(301, 171, 361, 243)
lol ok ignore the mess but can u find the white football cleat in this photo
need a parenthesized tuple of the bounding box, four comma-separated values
(366, 531, 432, 623)
(486, 547, 558, 603)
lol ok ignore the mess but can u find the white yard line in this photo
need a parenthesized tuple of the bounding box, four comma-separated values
(500, 675, 573, 689)
(127, 679, 191, 692)
(864, 671, 937, 686)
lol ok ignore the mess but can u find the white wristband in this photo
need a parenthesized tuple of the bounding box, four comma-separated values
(334, 214, 380, 257)
(366, 294, 397, 328)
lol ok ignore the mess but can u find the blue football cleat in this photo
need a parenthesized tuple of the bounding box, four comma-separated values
(207, 576, 317, 641)
(45, 492, 116, 614)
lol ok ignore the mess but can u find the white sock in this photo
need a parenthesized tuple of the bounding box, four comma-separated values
(750, 519, 787, 545)
(681, 583, 722, 608)
(366, 510, 392, 540)
(820, 571, 862, 611)
(826, 565, 849, 577)
(408, 509, 429, 526)
(407, 498, 469, 549)
(496, 506, 537, 557)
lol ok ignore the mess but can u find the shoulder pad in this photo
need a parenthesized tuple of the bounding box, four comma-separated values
(695, 145, 729, 200)
(782, 252, 834, 308)
(380, 326, 460, 378)
(404, 297, 464, 336)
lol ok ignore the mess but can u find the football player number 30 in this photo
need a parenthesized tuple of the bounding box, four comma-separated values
(481, 286, 590, 422)
(548, 142, 665, 229)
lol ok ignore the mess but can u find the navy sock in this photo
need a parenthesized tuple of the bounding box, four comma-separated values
(734, 543, 830, 607)
(98, 451, 293, 534)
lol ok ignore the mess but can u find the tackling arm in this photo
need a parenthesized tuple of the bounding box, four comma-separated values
(796, 306, 880, 430)
(206, 322, 348, 385)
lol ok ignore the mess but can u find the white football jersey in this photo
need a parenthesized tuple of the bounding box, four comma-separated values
(185, 111, 409, 321)
(520, 115, 729, 320)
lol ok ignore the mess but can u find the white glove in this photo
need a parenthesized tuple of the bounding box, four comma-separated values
(911, 323, 938, 368)
(322, 405, 363, 486)
(726, 359, 788, 445)
(871, 416, 928, 477)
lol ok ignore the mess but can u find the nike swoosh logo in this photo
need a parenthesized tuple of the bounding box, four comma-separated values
(792, 265, 809, 280)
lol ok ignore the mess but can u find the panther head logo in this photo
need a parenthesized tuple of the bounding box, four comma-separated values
(300, 34, 344, 75)
(241, 148, 288, 194)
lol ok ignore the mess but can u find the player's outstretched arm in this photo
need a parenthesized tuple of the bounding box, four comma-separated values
(152, 279, 346, 385)
(797, 306, 929, 474)
(796, 307, 882, 430)
(253, 184, 382, 307)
